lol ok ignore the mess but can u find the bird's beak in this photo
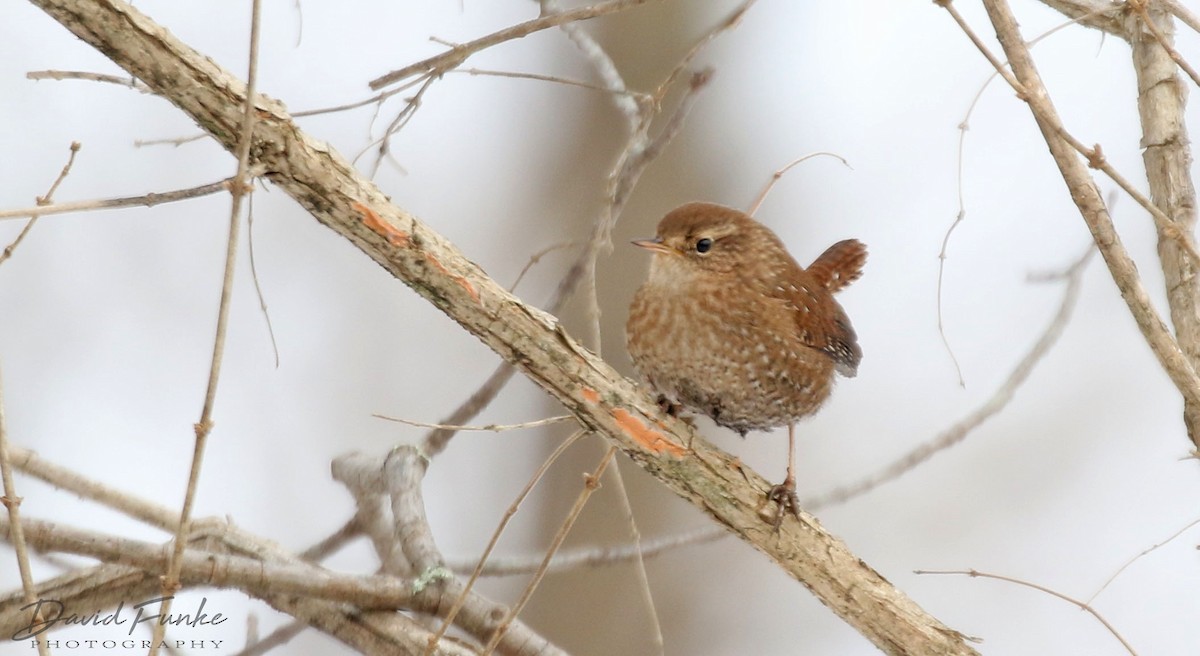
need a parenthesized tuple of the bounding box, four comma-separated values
(632, 237, 674, 255)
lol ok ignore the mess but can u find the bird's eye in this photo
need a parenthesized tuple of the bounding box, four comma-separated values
(695, 238, 713, 254)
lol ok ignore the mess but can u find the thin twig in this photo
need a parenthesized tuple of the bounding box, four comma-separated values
(653, 0, 755, 103)
(245, 190, 280, 368)
(1132, 0, 1200, 87)
(232, 620, 307, 656)
(425, 430, 587, 656)
(939, 56, 999, 390)
(367, 0, 653, 90)
(292, 76, 427, 118)
(133, 133, 208, 148)
(915, 568, 1138, 655)
(360, 2, 660, 174)
(1, 142, 80, 267)
(806, 246, 1092, 510)
(0, 178, 232, 221)
(946, 3, 1200, 272)
(937, 6, 1115, 389)
(375, 413, 573, 433)
(150, 2, 262, 653)
(452, 67, 649, 99)
(948, 0, 1200, 429)
(744, 152, 852, 217)
(508, 241, 576, 293)
(298, 516, 361, 562)
(357, 74, 437, 177)
(444, 525, 727, 577)
(1167, 0, 1200, 34)
(7, 446, 178, 530)
(0, 147, 81, 655)
(1087, 515, 1200, 603)
(27, 69, 150, 93)
(0, 368, 50, 656)
(481, 445, 618, 654)
(602, 460, 665, 655)
(420, 363, 520, 458)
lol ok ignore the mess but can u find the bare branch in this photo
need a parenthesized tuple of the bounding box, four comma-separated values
(0, 177, 231, 221)
(1125, 0, 1200, 449)
(1087, 515, 1200, 603)
(331, 450, 568, 655)
(1131, 0, 1200, 87)
(937, 10, 1102, 389)
(0, 369, 51, 656)
(150, 2, 263, 652)
(429, 430, 586, 654)
(1, 141, 80, 268)
(7, 446, 179, 530)
(745, 152, 852, 217)
(27, 1, 980, 651)
(482, 446, 618, 654)
(1166, 0, 1200, 34)
(916, 568, 1138, 655)
(948, 0, 1200, 436)
(27, 68, 150, 92)
(1031, 0, 1128, 36)
(444, 525, 727, 577)
(367, 0, 655, 90)
(375, 413, 574, 433)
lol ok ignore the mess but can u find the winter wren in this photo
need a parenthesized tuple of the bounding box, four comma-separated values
(626, 201, 866, 526)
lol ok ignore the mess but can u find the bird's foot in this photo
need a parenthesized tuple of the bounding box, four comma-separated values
(655, 394, 695, 428)
(766, 479, 800, 530)
(656, 394, 682, 417)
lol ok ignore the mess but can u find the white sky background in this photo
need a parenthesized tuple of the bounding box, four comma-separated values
(2, 1, 1198, 655)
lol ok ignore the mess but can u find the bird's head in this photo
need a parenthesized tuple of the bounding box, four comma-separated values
(632, 202, 787, 285)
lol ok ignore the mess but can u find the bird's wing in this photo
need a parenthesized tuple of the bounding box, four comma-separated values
(779, 279, 862, 378)
(807, 239, 867, 294)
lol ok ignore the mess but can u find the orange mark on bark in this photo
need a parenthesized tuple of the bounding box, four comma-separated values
(580, 388, 682, 456)
(353, 201, 409, 247)
(613, 408, 686, 457)
(423, 253, 481, 304)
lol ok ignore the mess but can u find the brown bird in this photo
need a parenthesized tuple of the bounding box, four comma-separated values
(626, 202, 866, 526)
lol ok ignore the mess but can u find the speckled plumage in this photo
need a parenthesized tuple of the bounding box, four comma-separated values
(627, 200, 865, 444)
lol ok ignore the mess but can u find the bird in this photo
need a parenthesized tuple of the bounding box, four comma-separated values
(626, 201, 866, 527)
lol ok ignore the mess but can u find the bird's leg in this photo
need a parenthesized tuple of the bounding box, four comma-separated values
(656, 394, 695, 431)
(656, 394, 683, 418)
(766, 423, 801, 529)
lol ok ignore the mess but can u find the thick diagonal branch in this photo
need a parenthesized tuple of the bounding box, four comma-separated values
(980, 0, 1200, 438)
(1126, 2, 1200, 449)
(29, 1, 977, 653)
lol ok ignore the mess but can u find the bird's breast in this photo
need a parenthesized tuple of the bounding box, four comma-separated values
(626, 278, 835, 432)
